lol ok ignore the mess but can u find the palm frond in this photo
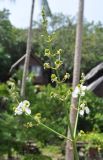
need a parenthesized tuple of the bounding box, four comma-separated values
(41, 0, 52, 17)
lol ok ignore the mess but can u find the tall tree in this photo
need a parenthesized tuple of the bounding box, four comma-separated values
(66, 0, 84, 160)
(41, 0, 52, 17)
(20, 0, 51, 98)
(20, 0, 35, 98)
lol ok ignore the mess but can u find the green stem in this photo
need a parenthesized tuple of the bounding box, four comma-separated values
(73, 139, 79, 160)
(29, 114, 72, 142)
(72, 96, 82, 160)
(73, 109, 79, 138)
(33, 114, 79, 159)
(73, 96, 81, 138)
(39, 116, 79, 159)
(16, 98, 19, 105)
(39, 121, 72, 142)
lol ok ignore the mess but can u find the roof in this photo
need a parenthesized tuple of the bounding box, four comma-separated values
(87, 76, 103, 91)
(10, 54, 43, 73)
(85, 62, 103, 97)
(85, 62, 103, 82)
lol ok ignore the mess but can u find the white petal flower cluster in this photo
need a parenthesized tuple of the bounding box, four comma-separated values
(14, 100, 31, 115)
(72, 85, 87, 98)
(79, 103, 90, 116)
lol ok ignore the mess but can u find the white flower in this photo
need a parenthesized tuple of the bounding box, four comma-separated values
(72, 85, 87, 98)
(72, 86, 80, 98)
(14, 100, 31, 115)
(79, 103, 90, 116)
(85, 107, 90, 114)
(80, 103, 85, 108)
(80, 85, 87, 95)
(23, 100, 30, 108)
(80, 85, 87, 91)
(25, 107, 31, 115)
(14, 102, 23, 115)
(79, 110, 84, 116)
(15, 109, 22, 115)
(80, 85, 87, 97)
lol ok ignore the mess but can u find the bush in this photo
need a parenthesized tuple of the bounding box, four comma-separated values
(25, 83, 70, 144)
(78, 132, 103, 149)
(78, 91, 103, 132)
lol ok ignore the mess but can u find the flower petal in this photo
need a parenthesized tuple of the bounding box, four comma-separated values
(25, 107, 31, 115)
(79, 110, 84, 116)
(72, 86, 80, 98)
(85, 107, 90, 114)
(14, 108, 23, 115)
(23, 100, 30, 107)
(81, 85, 87, 91)
(17, 102, 23, 109)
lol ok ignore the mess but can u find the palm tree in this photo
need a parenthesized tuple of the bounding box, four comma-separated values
(20, 0, 35, 98)
(65, 0, 84, 160)
(20, 0, 51, 98)
(41, 0, 52, 17)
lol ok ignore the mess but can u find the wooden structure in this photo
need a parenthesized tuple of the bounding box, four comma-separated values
(10, 54, 51, 85)
(85, 62, 103, 97)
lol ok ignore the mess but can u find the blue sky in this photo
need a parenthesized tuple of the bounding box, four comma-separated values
(0, 0, 103, 28)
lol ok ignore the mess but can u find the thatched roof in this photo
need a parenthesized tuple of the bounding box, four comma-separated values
(87, 76, 103, 91)
(85, 62, 103, 97)
(85, 62, 103, 83)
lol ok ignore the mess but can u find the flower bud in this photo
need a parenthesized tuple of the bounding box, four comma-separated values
(44, 63, 50, 69)
(55, 60, 63, 68)
(34, 113, 41, 124)
(64, 73, 70, 80)
(51, 74, 57, 82)
(56, 49, 62, 55)
(44, 49, 51, 57)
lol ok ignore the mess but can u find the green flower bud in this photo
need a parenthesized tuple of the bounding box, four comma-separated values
(51, 74, 57, 82)
(50, 92, 54, 97)
(56, 49, 62, 55)
(55, 60, 63, 68)
(41, 8, 45, 17)
(44, 63, 51, 69)
(25, 122, 33, 128)
(50, 92, 57, 98)
(44, 49, 51, 57)
(34, 113, 41, 124)
(64, 73, 70, 80)
(78, 130, 85, 137)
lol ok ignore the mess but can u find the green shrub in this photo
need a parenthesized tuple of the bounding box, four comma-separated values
(25, 83, 70, 145)
(78, 132, 103, 149)
(78, 91, 103, 132)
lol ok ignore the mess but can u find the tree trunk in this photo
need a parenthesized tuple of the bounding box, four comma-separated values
(66, 0, 84, 160)
(20, 0, 35, 98)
